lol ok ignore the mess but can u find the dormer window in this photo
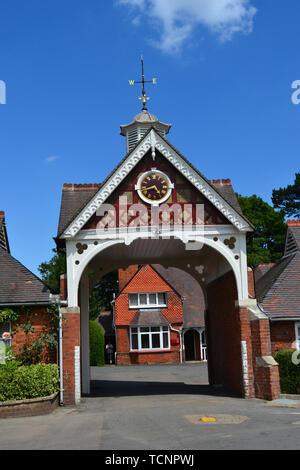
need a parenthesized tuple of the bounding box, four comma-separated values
(129, 292, 167, 308)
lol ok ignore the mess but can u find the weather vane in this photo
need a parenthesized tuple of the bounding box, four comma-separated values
(129, 54, 157, 111)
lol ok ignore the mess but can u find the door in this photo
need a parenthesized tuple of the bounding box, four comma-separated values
(184, 330, 196, 361)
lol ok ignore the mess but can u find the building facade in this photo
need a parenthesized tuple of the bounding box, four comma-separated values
(254, 220, 300, 356)
(115, 264, 206, 365)
(0, 211, 54, 362)
(56, 107, 281, 404)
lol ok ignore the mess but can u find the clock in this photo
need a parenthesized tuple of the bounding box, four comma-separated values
(135, 169, 174, 205)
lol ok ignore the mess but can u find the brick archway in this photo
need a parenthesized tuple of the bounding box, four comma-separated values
(59, 235, 280, 405)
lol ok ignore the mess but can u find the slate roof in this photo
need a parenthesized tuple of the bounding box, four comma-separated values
(96, 310, 115, 336)
(0, 248, 52, 305)
(254, 263, 276, 283)
(255, 224, 300, 320)
(130, 309, 169, 327)
(0, 211, 51, 306)
(56, 128, 253, 238)
(152, 265, 205, 328)
(0, 212, 10, 253)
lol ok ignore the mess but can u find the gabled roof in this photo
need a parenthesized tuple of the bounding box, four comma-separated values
(130, 309, 169, 326)
(284, 221, 300, 256)
(0, 211, 51, 306)
(118, 264, 205, 328)
(256, 222, 300, 319)
(57, 127, 254, 239)
(152, 265, 205, 328)
(0, 248, 52, 305)
(0, 212, 10, 253)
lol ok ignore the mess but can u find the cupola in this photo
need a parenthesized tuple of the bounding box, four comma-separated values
(120, 110, 171, 153)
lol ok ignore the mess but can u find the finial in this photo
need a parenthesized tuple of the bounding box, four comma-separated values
(129, 54, 157, 111)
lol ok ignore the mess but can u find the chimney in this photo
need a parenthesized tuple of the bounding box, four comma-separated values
(287, 220, 300, 227)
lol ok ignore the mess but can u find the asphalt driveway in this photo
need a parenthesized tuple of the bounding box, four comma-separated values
(1, 363, 300, 450)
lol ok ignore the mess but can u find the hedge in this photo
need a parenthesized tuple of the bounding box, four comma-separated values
(274, 349, 300, 394)
(0, 362, 59, 402)
(89, 321, 105, 366)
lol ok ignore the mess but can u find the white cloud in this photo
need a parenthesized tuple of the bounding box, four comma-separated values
(45, 155, 60, 164)
(117, 0, 257, 53)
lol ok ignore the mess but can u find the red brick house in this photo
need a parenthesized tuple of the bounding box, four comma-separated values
(114, 264, 206, 365)
(254, 220, 300, 356)
(0, 211, 54, 361)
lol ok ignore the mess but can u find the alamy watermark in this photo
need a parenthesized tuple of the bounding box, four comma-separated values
(291, 345, 300, 365)
(0, 80, 6, 104)
(291, 80, 300, 105)
(95, 196, 205, 251)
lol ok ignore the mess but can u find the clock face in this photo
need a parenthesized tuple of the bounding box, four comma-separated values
(136, 170, 173, 204)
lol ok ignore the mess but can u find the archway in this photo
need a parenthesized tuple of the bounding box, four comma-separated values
(60, 233, 258, 403)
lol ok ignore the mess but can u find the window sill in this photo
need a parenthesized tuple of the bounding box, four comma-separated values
(129, 349, 172, 354)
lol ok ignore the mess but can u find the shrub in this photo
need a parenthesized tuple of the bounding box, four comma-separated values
(89, 321, 105, 367)
(274, 349, 300, 394)
(0, 362, 59, 402)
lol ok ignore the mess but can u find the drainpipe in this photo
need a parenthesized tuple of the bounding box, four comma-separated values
(169, 324, 183, 364)
(111, 294, 117, 365)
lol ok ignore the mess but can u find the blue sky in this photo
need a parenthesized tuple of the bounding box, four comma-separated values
(0, 0, 299, 275)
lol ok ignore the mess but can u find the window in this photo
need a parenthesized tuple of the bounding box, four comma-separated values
(130, 326, 170, 351)
(295, 322, 300, 350)
(129, 292, 167, 308)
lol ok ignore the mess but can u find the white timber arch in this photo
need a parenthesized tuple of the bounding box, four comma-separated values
(66, 227, 248, 309)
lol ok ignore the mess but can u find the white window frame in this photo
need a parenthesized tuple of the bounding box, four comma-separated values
(128, 292, 167, 309)
(130, 326, 170, 351)
(295, 322, 300, 350)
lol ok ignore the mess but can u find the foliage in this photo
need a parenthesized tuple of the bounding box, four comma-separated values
(38, 248, 66, 294)
(272, 173, 300, 218)
(89, 321, 105, 367)
(0, 363, 59, 402)
(274, 349, 300, 394)
(11, 305, 59, 365)
(0, 308, 20, 325)
(89, 271, 118, 320)
(237, 194, 286, 267)
(38, 247, 118, 320)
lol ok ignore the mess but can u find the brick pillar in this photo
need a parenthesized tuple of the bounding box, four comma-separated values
(250, 317, 281, 400)
(236, 306, 255, 398)
(206, 272, 256, 397)
(60, 274, 67, 301)
(61, 307, 81, 405)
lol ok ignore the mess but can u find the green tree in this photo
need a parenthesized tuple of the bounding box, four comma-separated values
(38, 249, 118, 320)
(237, 194, 286, 267)
(272, 173, 300, 218)
(89, 271, 118, 320)
(38, 248, 66, 294)
(89, 321, 105, 366)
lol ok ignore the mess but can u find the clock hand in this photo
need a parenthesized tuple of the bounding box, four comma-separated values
(142, 185, 160, 193)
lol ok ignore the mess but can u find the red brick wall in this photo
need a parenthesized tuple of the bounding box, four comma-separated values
(206, 271, 255, 397)
(118, 265, 139, 291)
(115, 265, 183, 365)
(250, 318, 281, 400)
(11, 306, 56, 363)
(116, 325, 181, 365)
(248, 268, 255, 298)
(0, 393, 59, 419)
(115, 265, 182, 326)
(61, 308, 80, 405)
(270, 321, 296, 356)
